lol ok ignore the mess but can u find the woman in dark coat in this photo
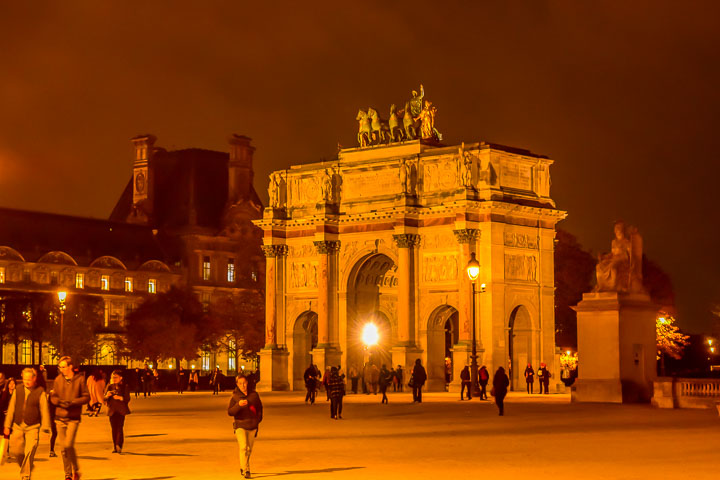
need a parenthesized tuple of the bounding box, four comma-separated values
(411, 359, 427, 403)
(104, 370, 131, 453)
(492, 367, 510, 416)
(228, 374, 263, 479)
(327, 366, 345, 419)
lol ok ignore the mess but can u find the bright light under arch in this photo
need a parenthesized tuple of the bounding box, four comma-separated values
(362, 322, 379, 347)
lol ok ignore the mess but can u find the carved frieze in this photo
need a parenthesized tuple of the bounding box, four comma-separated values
(423, 156, 458, 192)
(261, 245, 288, 258)
(289, 176, 321, 206)
(504, 254, 537, 282)
(422, 230, 457, 250)
(422, 254, 459, 283)
(453, 229, 479, 245)
(503, 232, 539, 249)
(288, 244, 315, 258)
(290, 262, 319, 289)
(343, 169, 400, 200)
(392, 234, 421, 249)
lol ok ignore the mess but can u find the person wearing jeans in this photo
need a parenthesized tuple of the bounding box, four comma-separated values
(228, 375, 263, 479)
(51, 356, 90, 480)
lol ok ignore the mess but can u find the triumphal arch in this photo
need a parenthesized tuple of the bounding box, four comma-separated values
(254, 92, 566, 392)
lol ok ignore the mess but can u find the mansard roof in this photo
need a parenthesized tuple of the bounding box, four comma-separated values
(0, 207, 180, 269)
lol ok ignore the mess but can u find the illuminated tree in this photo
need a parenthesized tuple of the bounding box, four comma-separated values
(656, 313, 689, 375)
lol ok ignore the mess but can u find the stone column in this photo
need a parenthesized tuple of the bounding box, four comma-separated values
(391, 233, 422, 377)
(312, 240, 341, 372)
(450, 228, 479, 391)
(257, 244, 289, 391)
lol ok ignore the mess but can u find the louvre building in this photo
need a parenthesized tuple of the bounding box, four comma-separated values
(0, 134, 264, 371)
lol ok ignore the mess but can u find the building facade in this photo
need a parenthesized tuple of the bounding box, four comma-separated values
(0, 134, 264, 372)
(255, 140, 566, 391)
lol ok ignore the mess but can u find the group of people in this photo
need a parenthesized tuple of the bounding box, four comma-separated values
(459, 365, 491, 400)
(523, 363, 552, 394)
(1, 357, 131, 480)
(132, 365, 226, 396)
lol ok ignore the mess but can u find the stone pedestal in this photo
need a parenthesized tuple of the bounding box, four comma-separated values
(572, 292, 657, 403)
(256, 347, 290, 392)
(449, 343, 472, 392)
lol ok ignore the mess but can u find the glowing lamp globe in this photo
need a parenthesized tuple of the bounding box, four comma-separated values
(362, 323, 379, 347)
(466, 252, 480, 281)
(57, 291, 67, 303)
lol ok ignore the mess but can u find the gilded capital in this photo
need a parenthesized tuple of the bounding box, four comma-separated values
(453, 229, 479, 244)
(261, 244, 288, 258)
(392, 233, 421, 248)
(313, 240, 341, 255)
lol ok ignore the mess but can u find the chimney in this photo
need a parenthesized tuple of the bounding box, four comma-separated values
(227, 134, 255, 204)
(129, 134, 156, 224)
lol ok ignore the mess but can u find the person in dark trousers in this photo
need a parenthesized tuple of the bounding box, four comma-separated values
(51, 355, 90, 480)
(411, 359, 427, 403)
(492, 366, 510, 416)
(47, 389, 58, 457)
(177, 367, 187, 394)
(104, 370, 130, 454)
(133, 368, 142, 398)
(378, 364, 392, 404)
(327, 366, 345, 419)
(143, 366, 153, 397)
(3, 368, 51, 480)
(210, 367, 223, 395)
(228, 374, 263, 479)
(349, 366, 359, 394)
(189, 369, 198, 392)
(460, 365, 472, 400)
(303, 364, 319, 404)
(322, 368, 331, 401)
(524, 363, 535, 394)
(478, 365, 490, 400)
(396, 365, 404, 392)
(537, 363, 551, 394)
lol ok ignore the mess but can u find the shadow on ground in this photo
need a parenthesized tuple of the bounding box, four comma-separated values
(253, 466, 365, 477)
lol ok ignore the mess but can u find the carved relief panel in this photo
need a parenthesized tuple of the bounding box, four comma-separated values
(342, 168, 400, 200)
(289, 261, 319, 290)
(504, 232, 539, 249)
(423, 155, 459, 192)
(504, 254, 538, 282)
(288, 176, 321, 207)
(422, 254, 459, 284)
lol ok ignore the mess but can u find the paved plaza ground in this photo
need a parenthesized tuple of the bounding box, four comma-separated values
(7, 390, 720, 480)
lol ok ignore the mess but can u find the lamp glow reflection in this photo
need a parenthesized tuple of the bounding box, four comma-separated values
(362, 322, 379, 347)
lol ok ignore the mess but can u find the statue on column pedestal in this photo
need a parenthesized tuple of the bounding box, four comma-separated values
(594, 221, 645, 293)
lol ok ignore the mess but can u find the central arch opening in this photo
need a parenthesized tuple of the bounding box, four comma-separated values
(346, 253, 397, 373)
(292, 311, 318, 390)
(508, 305, 533, 391)
(427, 305, 459, 391)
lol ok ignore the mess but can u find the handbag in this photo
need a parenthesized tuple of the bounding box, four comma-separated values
(407, 374, 415, 388)
(490, 387, 495, 397)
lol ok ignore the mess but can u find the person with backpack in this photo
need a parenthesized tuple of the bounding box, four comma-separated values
(228, 374, 263, 479)
(460, 365, 472, 400)
(478, 365, 490, 400)
(378, 365, 392, 404)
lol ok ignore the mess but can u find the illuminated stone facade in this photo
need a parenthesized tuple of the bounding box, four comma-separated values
(255, 140, 566, 391)
(0, 134, 263, 372)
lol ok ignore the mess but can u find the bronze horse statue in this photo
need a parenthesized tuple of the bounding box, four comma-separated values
(389, 104, 404, 142)
(368, 107, 390, 145)
(402, 101, 417, 140)
(356, 109, 372, 147)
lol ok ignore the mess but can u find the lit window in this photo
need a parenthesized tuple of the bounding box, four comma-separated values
(148, 279, 157, 294)
(125, 277, 133, 292)
(101, 275, 110, 291)
(20, 339, 32, 364)
(227, 258, 235, 282)
(201, 351, 211, 371)
(104, 302, 109, 327)
(201, 292, 211, 312)
(228, 338, 236, 372)
(50, 271, 58, 285)
(0, 266, 5, 284)
(202, 256, 211, 281)
(75, 273, 84, 289)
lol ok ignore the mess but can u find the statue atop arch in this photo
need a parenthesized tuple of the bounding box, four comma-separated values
(594, 221, 645, 294)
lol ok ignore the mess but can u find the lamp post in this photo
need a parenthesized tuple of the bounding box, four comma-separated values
(466, 252, 483, 398)
(362, 322, 379, 365)
(57, 291, 67, 355)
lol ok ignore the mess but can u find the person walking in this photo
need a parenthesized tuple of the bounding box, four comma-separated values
(478, 365, 490, 400)
(152, 367, 160, 394)
(228, 374, 263, 479)
(303, 364, 319, 405)
(104, 370, 130, 454)
(189, 369, 199, 392)
(322, 368, 331, 401)
(51, 355, 90, 480)
(133, 368, 142, 398)
(378, 364, 391, 404)
(47, 389, 58, 458)
(349, 366, 359, 394)
(177, 367, 187, 394)
(411, 359, 427, 403)
(537, 363, 551, 394)
(88, 370, 106, 417)
(210, 367, 223, 395)
(492, 366, 510, 416)
(460, 365, 472, 400)
(369, 364, 380, 395)
(396, 365, 404, 392)
(3, 368, 51, 480)
(524, 363, 535, 394)
(327, 366, 345, 419)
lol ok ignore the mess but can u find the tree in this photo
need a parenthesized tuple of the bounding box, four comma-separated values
(656, 313, 689, 375)
(45, 294, 103, 365)
(554, 229, 596, 348)
(208, 289, 264, 370)
(123, 286, 216, 367)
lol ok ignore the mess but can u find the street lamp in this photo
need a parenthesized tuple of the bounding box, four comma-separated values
(466, 252, 482, 398)
(57, 291, 67, 355)
(362, 322, 379, 365)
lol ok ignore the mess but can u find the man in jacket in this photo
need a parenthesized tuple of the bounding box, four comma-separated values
(411, 359, 427, 403)
(537, 363, 551, 394)
(50, 356, 90, 480)
(4, 368, 51, 480)
(460, 365, 472, 400)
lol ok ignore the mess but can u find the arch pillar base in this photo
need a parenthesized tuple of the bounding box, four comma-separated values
(312, 345, 342, 374)
(257, 347, 290, 392)
(392, 345, 423, 390)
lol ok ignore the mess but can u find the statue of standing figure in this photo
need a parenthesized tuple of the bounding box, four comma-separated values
(320, 168, 334, 203)
(268, 173, 281, 208)
(459, 142, 473, 188)
(594, 221, 645, 293)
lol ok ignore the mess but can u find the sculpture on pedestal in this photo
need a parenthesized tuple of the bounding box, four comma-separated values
(268, 173, 281, 208)
(594, 221, 645, 293)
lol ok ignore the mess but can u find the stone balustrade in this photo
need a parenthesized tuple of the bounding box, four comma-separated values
(653, 377, 720, 413)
